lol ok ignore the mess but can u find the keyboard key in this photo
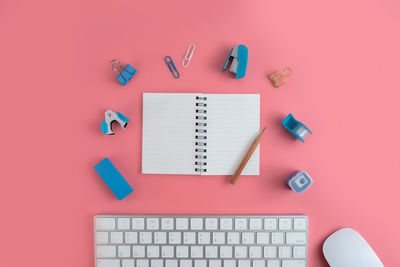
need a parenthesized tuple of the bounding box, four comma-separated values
(191, 246, 203, 258)
(176, 246, 189, 258)
(235, 218, 247, 230)
(256, 233, 269, 244)
(271, 232, 284, 244)
(132, 218, 145, 230)
(227, 232, 240, 244)
(220, 246, 232, 258)
(96, 232, 109, 244)
(213, 232, 225, 244)
(126, 232, 138, 243)
(264, 218, 277, 230)
(252, 260, 265, 267)
(96, 218, 115, 230)
(140, 232, 152, 244)
(279, 218, 292, 230)
(242, 232, 255, 244)
(147, 246, 160, 258)
(191, 218, 203, 230)
(169, 232, 181, 244)
(132, 246, 145, 257)
(209, 260, 221, 267)
(293, 246, 306, 258)
(281, 260, 305, 267)
(286, 232, 306, 245)
(205, 218, 218, 230)
(220, 218, 233, 230)
(180, 260, 192, 267)
(122, 259, 135, 267)
(151, 260, 163, 267)
(234, 246, 247, 258)
(224, 260, 235, 267)
(249, 218, 262, 230)
(97, 245, 116, 258)
(267, 260, 279, 267)
(111, 232, 123, 243)
(279, 246, 292, 258)
(137, 260, 149, 267)
(162, 246, 174, 258)
(249, 246, 262, 258)
(118, 218, 130, 229)
(97, 259, 120, 267)
(293, 218, 307, 230)
(177, 218, 189, 230)
(198, 232, 211, 244)
(155, 232, 167, 244)
(118, 245, 131, 257)
(238, 260, 250, 267)
(147, 218, 160, 230)
(264, 246, 277, 258)
(184, 232, 196, 244)
(194, 260, 206, 267)
(161, 218, 174, 230)
(166, 260, 178, 267)
(205, 246, 218, 258)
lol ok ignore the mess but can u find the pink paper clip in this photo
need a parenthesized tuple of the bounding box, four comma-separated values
(269, 67, 292, 88)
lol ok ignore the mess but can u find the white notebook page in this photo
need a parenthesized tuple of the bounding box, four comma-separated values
(142, 93, 197, 174)
(204, 94, 260, 175)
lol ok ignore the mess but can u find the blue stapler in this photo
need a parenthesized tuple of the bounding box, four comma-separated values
(222, 44, 248, 79)
(282, 113, 312, 142)
(109, 59, 137, 86)
(101, 109, 130, 135)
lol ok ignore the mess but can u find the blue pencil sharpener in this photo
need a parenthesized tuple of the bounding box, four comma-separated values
(286, 171, 313, 194)
(282, 113, 312, 142)
(109, 59, 137, 86)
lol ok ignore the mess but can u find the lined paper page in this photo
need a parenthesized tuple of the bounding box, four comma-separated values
(205, 94, 260, 175)
(142, 93, 197, 174)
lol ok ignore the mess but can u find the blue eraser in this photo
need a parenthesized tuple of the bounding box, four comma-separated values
(94, 158, 133, 200)
(286, 171, 313, 193)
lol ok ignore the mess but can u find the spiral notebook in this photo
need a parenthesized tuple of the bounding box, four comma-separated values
(142, 93, 260, 175)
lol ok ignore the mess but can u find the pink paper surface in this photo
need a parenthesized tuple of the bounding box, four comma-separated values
(1, 0, 399, 266)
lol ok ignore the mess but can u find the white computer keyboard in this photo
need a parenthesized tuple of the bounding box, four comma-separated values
(94, 215, 308, 267)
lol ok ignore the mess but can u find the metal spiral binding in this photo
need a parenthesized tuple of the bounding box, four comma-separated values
(195, 96, 207, 173)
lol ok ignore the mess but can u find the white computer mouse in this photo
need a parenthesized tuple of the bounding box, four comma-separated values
(323, 228, 384, 267)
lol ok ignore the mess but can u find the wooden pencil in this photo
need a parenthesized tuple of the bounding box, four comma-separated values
(230, 127, 266, 185)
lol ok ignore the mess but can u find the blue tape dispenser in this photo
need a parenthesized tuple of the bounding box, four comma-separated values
(109, 59, 137, 86)
(282, 113, 312, 142)
(101, 109, 130, 135)
(222, 44, 248, 79)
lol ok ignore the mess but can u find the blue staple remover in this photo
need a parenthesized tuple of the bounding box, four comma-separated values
(109, 59, 137, 86)
(282, 113, 312, 142)
(286, 171, 313, 193)
(101, 109, 130, 135)
(222, 44, 248, 79)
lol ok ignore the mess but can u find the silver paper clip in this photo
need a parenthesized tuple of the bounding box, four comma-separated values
(164, 56, 180, 79)
(182, 43, 195, 68)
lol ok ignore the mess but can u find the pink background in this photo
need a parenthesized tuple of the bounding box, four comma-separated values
(1, 0, 399, 266)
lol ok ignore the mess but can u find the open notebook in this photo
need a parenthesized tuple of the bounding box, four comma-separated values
(142, 93, 260, 175)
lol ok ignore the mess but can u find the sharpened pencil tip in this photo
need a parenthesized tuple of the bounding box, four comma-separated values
(262, 127, 266, 133)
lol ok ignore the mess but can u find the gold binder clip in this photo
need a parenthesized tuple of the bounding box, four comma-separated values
(269, 67, 292, 88)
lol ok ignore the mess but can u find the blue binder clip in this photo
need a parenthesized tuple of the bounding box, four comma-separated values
(282, 113, 312, 142)
(222, 44, 248, 79)
(109, 59, 137, 86)
(286, 171, 313, 193)
(101, 109, 130, 135)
